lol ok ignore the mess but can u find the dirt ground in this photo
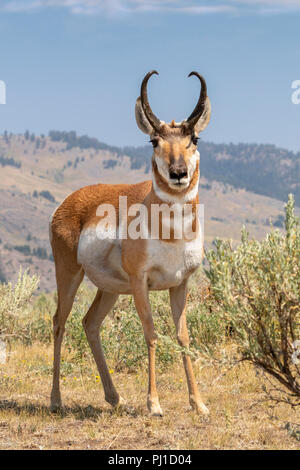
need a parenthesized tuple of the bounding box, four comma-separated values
(0, 343, 299, 450)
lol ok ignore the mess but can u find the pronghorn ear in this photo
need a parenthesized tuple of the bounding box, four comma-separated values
(194, 97, 211, 135)
(135, 97, 154, 135)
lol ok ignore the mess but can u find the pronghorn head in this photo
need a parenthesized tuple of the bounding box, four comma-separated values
(135, 70, 211, 191)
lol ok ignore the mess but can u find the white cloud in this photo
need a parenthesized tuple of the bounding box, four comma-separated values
(1, 1, 234, 15)
(175, 6, 236, 14)
(231, 0, 300, 13)
(233, 0, 300, 5)
(2, 0, 300, 15)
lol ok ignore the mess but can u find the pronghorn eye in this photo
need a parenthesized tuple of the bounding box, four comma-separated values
(150, 138, 159, 148)
(192, 135, 199, 146)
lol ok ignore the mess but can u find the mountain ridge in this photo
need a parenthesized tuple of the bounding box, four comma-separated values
(0, 131, 299, 291)
(46, 130, 300, 206)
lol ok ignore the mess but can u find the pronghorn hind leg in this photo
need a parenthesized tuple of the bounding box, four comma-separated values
(50, 266, 84, 411)
(82, 290, 125, 408)
(169, 282, 209, 415)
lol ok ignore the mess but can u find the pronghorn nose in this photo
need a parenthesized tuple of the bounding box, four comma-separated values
(169, 169, 188, 181)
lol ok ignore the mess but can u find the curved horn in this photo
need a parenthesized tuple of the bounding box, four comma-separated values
(185, 71, 207, 130)
(140, 70, 161, 133)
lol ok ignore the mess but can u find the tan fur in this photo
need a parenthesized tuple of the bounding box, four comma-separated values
(50, 85, 210, 417)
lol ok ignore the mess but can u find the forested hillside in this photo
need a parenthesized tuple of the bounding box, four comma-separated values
(47, 130, 300, 206)
(0, 130, 299, 290)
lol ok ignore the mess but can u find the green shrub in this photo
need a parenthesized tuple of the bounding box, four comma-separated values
(0, 273, 226, 372)
(62, 288, 181, 371)
(187, 291, 227, 356)
(205, 194, 300, 406)
(64, 285, 95, 363)
(40, 284, 221, 372)
(0, 269, 39, 344)
(29, 294, 55, 344)
(4, 195, 298, 401)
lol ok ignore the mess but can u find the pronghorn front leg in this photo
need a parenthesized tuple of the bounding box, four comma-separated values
(130, 274, 163, 417)
(169, 281, 209, 415)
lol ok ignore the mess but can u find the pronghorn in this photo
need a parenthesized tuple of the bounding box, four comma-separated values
(49, 71, 211, 416)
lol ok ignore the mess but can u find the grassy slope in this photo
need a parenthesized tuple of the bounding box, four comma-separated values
(1, 134, 298, 291)
(0, 342, 298, 450)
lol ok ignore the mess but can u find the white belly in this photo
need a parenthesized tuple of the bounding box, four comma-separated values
(146, 235, 204, 290)
(77, 226, 130, 294)
(77, 226, 203, 294)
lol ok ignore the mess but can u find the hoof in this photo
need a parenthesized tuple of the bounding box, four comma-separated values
(148, 399, 163, 417)
(50, 402, 62, 413)
(192, 402, 209, 416)
(113, 395, 126, 408)
(190, 396, 209, 415)
(107, 394, 126, 409)
(50, 391, 62, 412)
(196, 403, 209, 416)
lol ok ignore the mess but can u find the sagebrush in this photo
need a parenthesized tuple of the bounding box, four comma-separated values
(205, 194, 300, 406)
(0, 196, 299, 407)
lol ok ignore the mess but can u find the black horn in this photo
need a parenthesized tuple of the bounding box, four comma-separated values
(184, 71, 207, 131)
(140, 70, 161, 133)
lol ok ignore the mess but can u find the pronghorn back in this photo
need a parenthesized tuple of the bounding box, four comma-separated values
(49, 181, 152, 270)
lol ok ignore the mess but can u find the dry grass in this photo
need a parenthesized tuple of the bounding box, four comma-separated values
(0, 342, 299, 450)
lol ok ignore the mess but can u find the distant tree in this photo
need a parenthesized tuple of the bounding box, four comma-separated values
(0, 156, 21, 168)
(273, 214, 285, 228)
(3, 130, 8, 144)
(0, 258, 6, 283)
(13, 245, 31, 256)
(103, 159, 117, 169)
(33, 247, 49, 260)
(39, 190, 55, 203)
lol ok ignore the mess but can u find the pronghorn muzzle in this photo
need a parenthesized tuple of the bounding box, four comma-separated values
(169, 157, 188, 183)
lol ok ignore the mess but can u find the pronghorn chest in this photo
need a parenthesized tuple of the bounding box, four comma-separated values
(146, 234, 204, 290)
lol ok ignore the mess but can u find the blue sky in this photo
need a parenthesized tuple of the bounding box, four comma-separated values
(0, 0, 300, 150)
